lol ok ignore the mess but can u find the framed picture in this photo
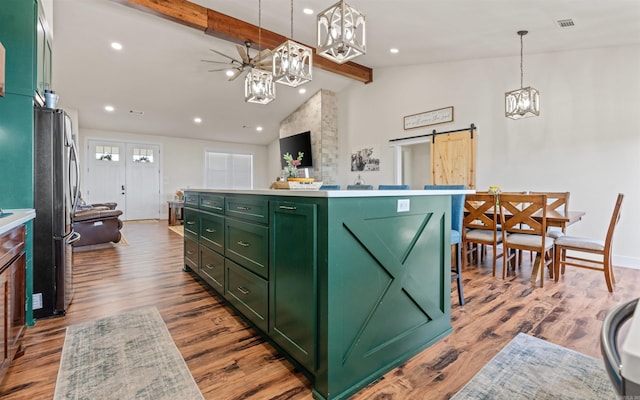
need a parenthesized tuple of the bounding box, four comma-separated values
(404, 106, 454, 130)
(351, 146, 380, 172)
(0, 42, 5, 97)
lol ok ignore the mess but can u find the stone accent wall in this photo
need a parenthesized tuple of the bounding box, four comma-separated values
(279, 89, 338, 183)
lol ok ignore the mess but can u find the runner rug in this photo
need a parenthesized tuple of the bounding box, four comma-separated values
(451, 332, 618, 400)
(54, 306, 203, 400)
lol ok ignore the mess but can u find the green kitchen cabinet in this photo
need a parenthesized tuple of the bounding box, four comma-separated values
(183, 207, 199, 239)
(270, 200, 317, 373)
(183, 190, 456, 400)
(199, 211, 224, 254)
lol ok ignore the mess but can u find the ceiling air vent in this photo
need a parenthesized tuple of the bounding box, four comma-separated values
(557, 19, 575, 28)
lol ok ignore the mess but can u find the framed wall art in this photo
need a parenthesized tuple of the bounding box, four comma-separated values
(404, 106, 454, 130)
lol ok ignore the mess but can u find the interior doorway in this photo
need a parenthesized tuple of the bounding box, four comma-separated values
(84, 139, 161, 220)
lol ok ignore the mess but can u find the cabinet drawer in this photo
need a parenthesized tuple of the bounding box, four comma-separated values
(184, 192, 199, 207)
(0, 225, 25, 269)
(225, 259, 268, 332)
(199, 245, 224, 293)
(225, 197, 269, 224)
(226, 219, 268, 279)
(183, 208, 199, 238)
(200, 212, 224, 253)
(200, 194, 225, 214)
(184, 236, 198, 271)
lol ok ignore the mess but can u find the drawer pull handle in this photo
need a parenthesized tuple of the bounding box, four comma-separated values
(236, 206, 250, 211)
(212, 206, 223, 211)
(205, 228, 216, 233)
(237, 286, 250, 295)
(205, 263, 213, 269)
(186, 250, 194, 255)
(237, 241, 250, 247)
(279, 205, 297, 211)
(186, 221, 195, 225)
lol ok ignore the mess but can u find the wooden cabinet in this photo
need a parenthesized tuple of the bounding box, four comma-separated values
(0, 225, 26, 383)
(183, 190, 452, 400)
(269, 200, 317, 372)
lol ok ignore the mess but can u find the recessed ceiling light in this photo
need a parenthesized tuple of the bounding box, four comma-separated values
(194, 117, 202, 124)
(303, 8, 313, 15)
(256, 126, 263, 132)
(105, 105, 114, 112)
(390, 48, 399, 54)
(225, 70, 235, 77)
(111, 42, 123, 50)
(299, 88, 307, 94)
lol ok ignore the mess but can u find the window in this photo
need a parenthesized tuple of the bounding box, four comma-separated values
(96, 145, 119, 161)
(133, 147, 154, 163)
(205, 151, 253, 189)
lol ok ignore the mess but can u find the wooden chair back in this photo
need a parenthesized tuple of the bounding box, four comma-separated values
(499, 193, 547, 236)
(604, 193, 625, 257)
(530, 191, 570, 232)
(464, 193, 499, 232)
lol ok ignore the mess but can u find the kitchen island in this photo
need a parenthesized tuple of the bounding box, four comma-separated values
(183, 189, 469, 399)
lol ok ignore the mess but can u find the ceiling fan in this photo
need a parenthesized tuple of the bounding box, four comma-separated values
(201, 40, 272, 81)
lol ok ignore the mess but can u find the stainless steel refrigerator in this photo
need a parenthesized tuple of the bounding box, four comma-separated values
(33, 107, 80, 319)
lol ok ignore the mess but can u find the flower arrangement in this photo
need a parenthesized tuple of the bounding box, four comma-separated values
(283, 151, 304, 179)
(175, 189, 184, 200)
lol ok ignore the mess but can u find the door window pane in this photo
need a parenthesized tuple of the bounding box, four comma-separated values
(96, 145, 120, 161)
(133, 147, 154, 163)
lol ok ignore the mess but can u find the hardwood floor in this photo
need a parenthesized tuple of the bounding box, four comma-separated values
(1, 220, 637, 399)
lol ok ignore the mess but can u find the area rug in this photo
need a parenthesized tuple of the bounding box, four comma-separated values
(54, 306, 204, 400)
(168, 225, 184, 237)
(451, 333, 618, 400)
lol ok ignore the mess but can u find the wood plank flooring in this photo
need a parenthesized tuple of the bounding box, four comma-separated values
(1, 220, 637, 399)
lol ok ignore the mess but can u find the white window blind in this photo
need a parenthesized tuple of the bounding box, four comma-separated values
(204, 151, 253, 189)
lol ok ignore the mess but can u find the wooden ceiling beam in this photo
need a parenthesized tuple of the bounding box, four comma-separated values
(113, 0, 373, 84)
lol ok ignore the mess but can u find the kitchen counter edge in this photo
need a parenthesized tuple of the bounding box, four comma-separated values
(183, 189, 475, 198)
(0, 209, 36, 235)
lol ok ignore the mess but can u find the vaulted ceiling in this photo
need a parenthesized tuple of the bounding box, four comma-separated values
(52, 0, 640, 145)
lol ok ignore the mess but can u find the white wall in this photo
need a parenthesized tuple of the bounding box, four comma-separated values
(336, 44, 640, 267)
(78, 128, 269, 216)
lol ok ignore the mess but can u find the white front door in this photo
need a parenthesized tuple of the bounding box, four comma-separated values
(84, 139, 160, 220)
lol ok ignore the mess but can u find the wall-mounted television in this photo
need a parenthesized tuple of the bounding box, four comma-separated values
(279, 131, 313, 168)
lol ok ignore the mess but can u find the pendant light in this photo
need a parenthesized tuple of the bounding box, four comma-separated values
(273, 0, 312, 87)
(505, 30, 540, 119)
(245, 0, 276, 104)
(317, 0, 366, 64)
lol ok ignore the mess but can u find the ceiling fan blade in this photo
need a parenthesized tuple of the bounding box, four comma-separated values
(208, 67, 235, 72)
(255, 60, 273, 69)
(209, 49, 240, 63)
(201, 59, 236, 65)
(252, 49, 272, 63)
(227, 69, 244, 81)
(236, 44, 250, 64)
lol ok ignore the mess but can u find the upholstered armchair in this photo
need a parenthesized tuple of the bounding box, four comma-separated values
(72, 202, 123, 247)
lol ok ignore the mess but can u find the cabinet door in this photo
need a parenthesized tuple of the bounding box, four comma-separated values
(183, 208, 199, 238)
(199, 245, 224, 293)
(8, 253, 25, 360)
(200, 211, 224, 254)
(184, 236, 198, 271)
(0, 265, 8, 377)
(269, 201, 317, 372)
(225, 219, 268, 279)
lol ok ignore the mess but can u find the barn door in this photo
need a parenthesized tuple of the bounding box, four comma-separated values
(430, 129, 476, 188)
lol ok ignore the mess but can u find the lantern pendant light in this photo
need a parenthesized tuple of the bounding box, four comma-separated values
(317, 0, 366, 64)
(505, 30, 540, 119)
(245, 0, 276, 104)
(273, 0, 312, 87)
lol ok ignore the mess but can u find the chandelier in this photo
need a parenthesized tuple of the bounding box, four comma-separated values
(505, 30, 540, 119)
(273, 0, 312, 87)
(245, 0, 276, 104)
(317, 0, 366, 64)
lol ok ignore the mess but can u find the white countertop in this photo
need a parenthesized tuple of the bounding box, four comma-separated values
(0, 209, 36, 235)
(186, 189, 474, 198)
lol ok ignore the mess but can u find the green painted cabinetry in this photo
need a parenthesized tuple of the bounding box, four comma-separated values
(0, 0, 52, 326)
(183, 190, 453, 400)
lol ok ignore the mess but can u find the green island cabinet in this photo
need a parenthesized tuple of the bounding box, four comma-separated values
(183, 189, 462, 399)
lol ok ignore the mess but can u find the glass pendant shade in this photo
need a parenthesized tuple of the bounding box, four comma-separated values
(317, 0, 366, 64)
(505, 30, 539, 119)
(273, 40, 313, 87)
(245, 68, 276, 105)
(505, 86, 540, 119)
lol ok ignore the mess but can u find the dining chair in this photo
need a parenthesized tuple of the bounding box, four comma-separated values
(553, 193, 624, 292)
(319, 184, 341, 190)
(499, 193, 553, 287)
(346, 184, 373, 190)
(463, 192, 503, 276)
(530, 191, 570, 239)
(378, 184, 410, 190)
(425, 184, 466, 305)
